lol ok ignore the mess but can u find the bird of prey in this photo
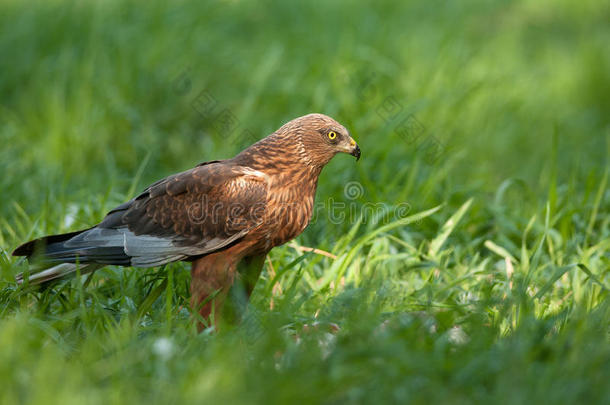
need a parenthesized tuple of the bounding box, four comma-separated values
(13, 113, 360, 328)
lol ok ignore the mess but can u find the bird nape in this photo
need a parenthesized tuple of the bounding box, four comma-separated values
(12, 113, 361, 330)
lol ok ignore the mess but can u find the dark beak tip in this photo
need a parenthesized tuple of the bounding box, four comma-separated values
(352, 145, 361, 161)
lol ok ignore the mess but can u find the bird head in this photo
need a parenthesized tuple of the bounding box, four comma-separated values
(284, 113, 360, 167)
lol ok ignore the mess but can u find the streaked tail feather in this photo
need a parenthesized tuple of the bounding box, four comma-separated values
(13, 224, 196, 285)
(13, 227, 114, 285)
(16, 263, 103, 285)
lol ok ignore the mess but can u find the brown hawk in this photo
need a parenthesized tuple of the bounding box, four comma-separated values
(12, 113, 360, 328)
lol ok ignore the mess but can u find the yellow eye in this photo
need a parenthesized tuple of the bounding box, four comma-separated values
(328, 131, 337, 140)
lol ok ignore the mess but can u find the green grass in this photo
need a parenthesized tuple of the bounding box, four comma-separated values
(1, 0, 609, 403)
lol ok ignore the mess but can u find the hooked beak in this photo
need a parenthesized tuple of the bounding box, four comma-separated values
(346, 136, 361, 161)
(351, 144, 361, 161)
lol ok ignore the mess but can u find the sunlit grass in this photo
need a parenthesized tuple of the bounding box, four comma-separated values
(0, 0, 608, 403)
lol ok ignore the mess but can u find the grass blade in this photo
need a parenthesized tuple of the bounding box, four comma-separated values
(428, 198, 473, 258)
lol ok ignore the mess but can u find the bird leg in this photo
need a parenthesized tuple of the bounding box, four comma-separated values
(190, 252, 266, 331)
(190, 251, 237, 331)
(223, 254, 266, 323)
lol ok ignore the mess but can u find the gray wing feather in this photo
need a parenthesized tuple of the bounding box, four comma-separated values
(60, 226, 252, 267)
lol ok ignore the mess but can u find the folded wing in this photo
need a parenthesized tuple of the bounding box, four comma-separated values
(13, 161, 269, 283)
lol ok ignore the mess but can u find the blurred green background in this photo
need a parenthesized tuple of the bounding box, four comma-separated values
(0, 0, 608, 404)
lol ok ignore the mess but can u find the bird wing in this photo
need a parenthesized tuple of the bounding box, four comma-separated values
(14, 161, 269, 268)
